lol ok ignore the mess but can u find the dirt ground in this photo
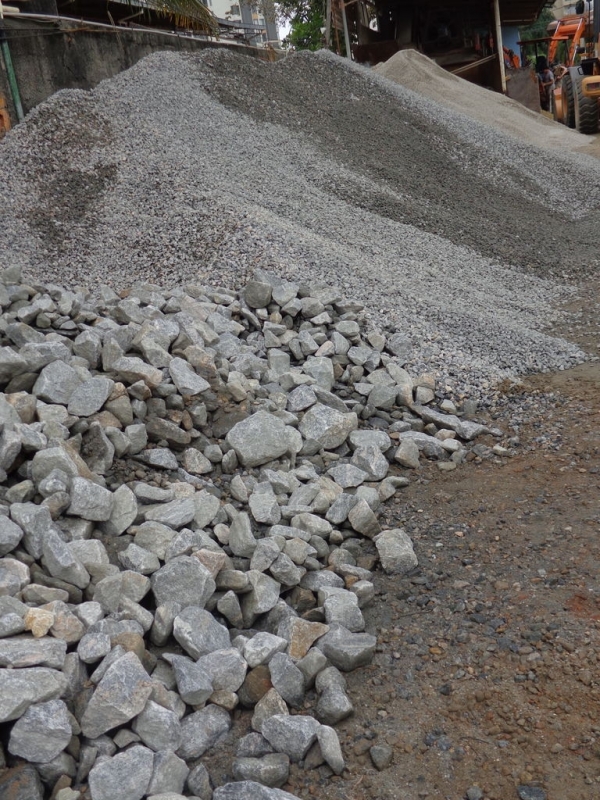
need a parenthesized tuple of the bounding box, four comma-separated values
(204, 279, 600, 800)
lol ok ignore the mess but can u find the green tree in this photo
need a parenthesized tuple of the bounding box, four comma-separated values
(278, 0, 325, 50)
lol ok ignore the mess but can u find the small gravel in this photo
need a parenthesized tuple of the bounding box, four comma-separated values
(1, 48, 597, 401)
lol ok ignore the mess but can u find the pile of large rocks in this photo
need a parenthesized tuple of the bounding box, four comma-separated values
(0, 266, 500, 800)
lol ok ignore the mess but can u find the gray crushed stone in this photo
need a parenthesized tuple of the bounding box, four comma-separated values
(0, 49, 596, 400)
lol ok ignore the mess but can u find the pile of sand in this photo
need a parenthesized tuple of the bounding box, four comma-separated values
(373, 49, 590, 150)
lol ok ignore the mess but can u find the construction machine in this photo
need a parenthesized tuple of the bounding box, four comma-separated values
(549, 0, 600, 134)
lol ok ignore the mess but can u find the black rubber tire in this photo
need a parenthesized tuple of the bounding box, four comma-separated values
(562, 74, 576, 128)
(574, 76, 599, 134)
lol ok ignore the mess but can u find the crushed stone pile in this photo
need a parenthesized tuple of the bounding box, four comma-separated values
(373, 49, 591, 151)
(0, 266, 506, 799)
(1, 49, 599, 401)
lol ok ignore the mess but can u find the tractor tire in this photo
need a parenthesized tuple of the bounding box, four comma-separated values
(574, 75, 599, 134)
(562, 74, 576, 128)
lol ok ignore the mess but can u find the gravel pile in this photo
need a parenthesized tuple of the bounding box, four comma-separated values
(0, 49, 597, 400)
(373, 49, 591, 151)
(0, 266, 504, 799)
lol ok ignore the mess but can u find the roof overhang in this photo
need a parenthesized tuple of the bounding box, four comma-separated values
(378, 0, 550, 27)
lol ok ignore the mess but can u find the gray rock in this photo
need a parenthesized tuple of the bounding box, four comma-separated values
(193, 489, 221, 528)
(10, 501, 55, 559)
(374, 529, 418, 574)
(268, 553, 304, 587)
(370, 744, 393, 770)
(229, 512, 257, 558)
(177, 704, 232, 759)
(347, 498, 381, 538)
(68, 478, 114, 522)
(287, 385, 317, 412)
(245, 280, 273, 308)
(0, 764, 44, 800)
(316, 725, 345, 775)
(351, 445, 389, 480)
(323, 592, 364, 632)
(261, 714, 320, 762)
(148, 751, 190, 796)
(88, 744, 154, 800)
(197, 648, 247, 693)
(237, 732, 275, 758)
(77, 632, 112, 664)
(517, 787, 547, 800)
(242, 571, 281, 627)
(325, 493, 358, 525)
(315, 624, 376, 671)
(415, 405, 489, 440)
(182, 448, 213, 475)
(42, 528, 91, 589)
(152, 557, 215, 609)
(185, 763, 212, 799)
(32, 361, 82, 404)
(244, 633, 288, 668)
(0, 635, 67, 668)
(348, 429, 391, 451)
(145, 498, 196, 529)
(173, 606, 230, 659)
(132, 700, 182, 752)
(8, 699, 72, 763)
(398, 430, 446, 459)
(213, 783, 301, 800)
(80, 651, 153, 738)
(268, 653, 305, 708)
(165, 653, 213, 705)
(0, 516, 24, 556)
(138, 448, 178, 470)
(298, 404, 357, 449)
(232, 753, 290, 788)
(226, 412, 291, 468)
(326, 463, 368, 488)
(119, 543, 160, 575)
(101, 484, 138, 536)
(249, 486, 282, 525)
(0, 667, 68, 722)
(169, 357, 210, 396)
(251, 689, 289, 733)
(67, 377, 114, 416)
(0, 348, 28, 383)
(216, 590, 244, 628)
(93, 571, 150, 613)
(394, 438, 420, 469)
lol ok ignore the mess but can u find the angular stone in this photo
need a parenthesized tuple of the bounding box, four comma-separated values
(394, 438, 420, 469)
(119, 543, 160, 575)
(268, 653, 305, 709)
(146, 417, 191, 448)
(242, 571, 281, 627)
(244, 633, 288, 668)
(416, 405, 489, 440)
(0, 667, 68, 722)
(165, 653, 213, 705)
(213, 783, 302, 800)
(217, 590, 244, 628)
(323, 592, 364, 632)
(0, 516, 23, 555)
(77, 632, 112, 664)
(317, 725, 345, 775)
(182, 447, 213, 475)
(351, 445, 389, 480)
(80, 651, 153, 738)
(249, 486, 282, 525)
(229, 512, 257, 558)
(88, 744, 154, 800)
(193, 490, 221, 528)
(101, 484, 137, 536)
(251, 688, 288, 733)
(197, 648, 247, 693)
(10, 502, 56, 559)
(298, 404, 357, 450)
(232, 753, 290, 789)
(261, 714, 320, 762)
(347, 498, 380, 538)
(0, 764, 44, 800)
(374, 529, 418, 574)
(42, 529, 90, 589)
(173, 606, 230, 659)
(268, 553, 304, 587)
(169, 357, 210, 396)
(177, 705, 231, 760)
(326, 463, 368, 489)
(152, 557, 215, 609)
(316, 624, 376, 671)
(32, 361, 81, 404)
(68, 478, 114, 522)
(8, 698, 71, 763)
(132, 700, 181, 752)
(147, 750, 189, 796)
(0, 635, 67, 668)
(144, 498, 195, 529)
(112, 356, 163, 389)
(245, 280, 273, 308)
(68, 377, 114, 416)
(93, 571, 150, 613)
(0, 348, 29, 383)
(226, 412, 291, 468)
(398, 430, 445, 459)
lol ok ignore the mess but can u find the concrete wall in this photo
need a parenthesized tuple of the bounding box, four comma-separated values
(0, 16, 275, 124)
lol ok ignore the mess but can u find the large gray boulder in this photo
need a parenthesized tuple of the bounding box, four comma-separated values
(0, 667, 68, 722)
(298, 404, 357, 450)
(88, 744, 154, 800)
(226, 412, 291, 468)
(80, 651, 153, 738)
(152, 557, 215, 609)
(374, 529, 418, 574)
(8, 699, 72, 763)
